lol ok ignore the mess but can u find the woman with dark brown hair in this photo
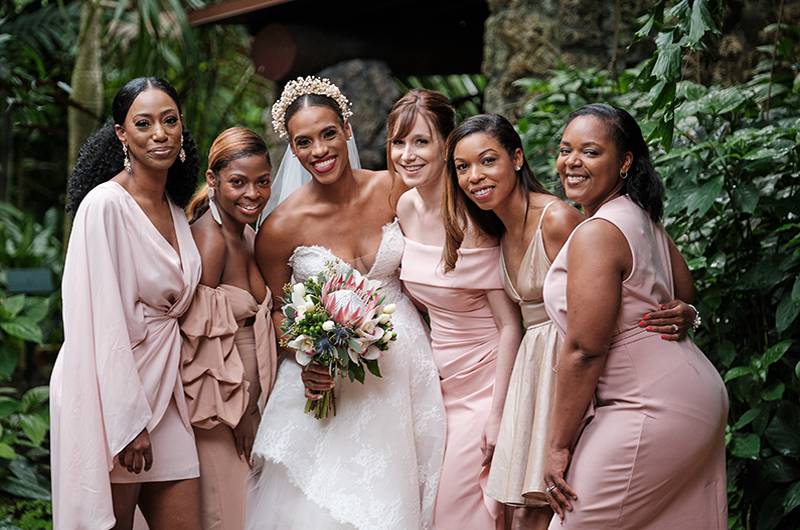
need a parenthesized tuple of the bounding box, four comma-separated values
(181, 127, 277, 529)
(391, 90, 521, 530)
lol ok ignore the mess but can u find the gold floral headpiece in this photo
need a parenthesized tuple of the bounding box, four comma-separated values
(271, 76, 353, 138)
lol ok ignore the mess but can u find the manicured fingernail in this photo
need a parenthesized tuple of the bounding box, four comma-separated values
(646, 327, 653, 332)
(643, 313, 650, 319)
(639, 320, 646, 327)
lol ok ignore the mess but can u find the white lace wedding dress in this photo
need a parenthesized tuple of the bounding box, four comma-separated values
(247, 220, 445, 530)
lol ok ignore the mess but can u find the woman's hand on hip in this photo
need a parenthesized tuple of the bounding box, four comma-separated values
(640, 299, 695, 341)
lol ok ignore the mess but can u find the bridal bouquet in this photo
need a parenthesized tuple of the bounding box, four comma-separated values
(280, 263, 398, 419)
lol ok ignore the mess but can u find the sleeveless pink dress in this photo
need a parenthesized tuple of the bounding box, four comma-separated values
(543, 195, 728, 529)
(487, 201, 562, 507)
(401, 239, 504, 530)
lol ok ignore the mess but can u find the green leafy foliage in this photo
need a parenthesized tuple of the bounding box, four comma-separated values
(0, 202, 62, 382)
(514, 5, 800, 525)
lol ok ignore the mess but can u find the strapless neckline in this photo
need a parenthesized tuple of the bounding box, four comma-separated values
(291, 219, 399, 277)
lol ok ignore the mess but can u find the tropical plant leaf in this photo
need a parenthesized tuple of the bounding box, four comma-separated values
(766, 402, 800, 458)
(687, 0, 717, 46)
(1, 296, 26, 319)
(776, 296, 800, 332)
(784, 481, 800, 515)
(0, 443, 16, 459)
(0, 319, 42, 344)
(18, 415, 48, 447)
(731, 433, 760, 459)
(0, 397, 19, 419)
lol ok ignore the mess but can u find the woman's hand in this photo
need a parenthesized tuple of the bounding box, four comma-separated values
(640, 299, 696, 341)
(481, 414, 502, 466)
(543, 446, 577, 521)
(118, 428, 153, 474)
(233, 407, 260, 464)
(301, 362, 335, 400)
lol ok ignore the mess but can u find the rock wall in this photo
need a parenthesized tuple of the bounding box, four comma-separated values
(482, 0, 798, 117)
(483, 0, 650, 116)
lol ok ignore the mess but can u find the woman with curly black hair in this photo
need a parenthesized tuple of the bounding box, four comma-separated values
(51, 77, 203, 530)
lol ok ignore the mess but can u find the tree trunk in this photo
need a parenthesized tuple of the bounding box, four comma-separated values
(65, 0, 103, 242)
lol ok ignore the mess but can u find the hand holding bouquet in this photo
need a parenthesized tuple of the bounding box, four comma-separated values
(280, 263, 398, 419)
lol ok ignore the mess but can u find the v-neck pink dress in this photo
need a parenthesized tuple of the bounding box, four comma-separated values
(487, 201, 562, 508)
(543, 195, 728, 529)
(401, 239, 505, 530)
(50, 181, 201, 529)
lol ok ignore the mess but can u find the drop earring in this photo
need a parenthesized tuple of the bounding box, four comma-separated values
(179, 134, 186, 163)
(208, 187, 223, 225)
(122, 143, 132, 174)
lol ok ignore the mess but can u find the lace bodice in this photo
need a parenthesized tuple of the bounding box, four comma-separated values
(289, 219, 405, 302)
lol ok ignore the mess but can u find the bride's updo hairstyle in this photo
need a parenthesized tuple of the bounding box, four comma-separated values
(271, 76, 353, 139)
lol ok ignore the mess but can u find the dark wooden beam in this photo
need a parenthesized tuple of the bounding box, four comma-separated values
(188, 0, 294, 26)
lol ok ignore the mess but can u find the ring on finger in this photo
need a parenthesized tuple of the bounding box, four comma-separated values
(671, 324, 679, 333)
(546, 484, 557, 494)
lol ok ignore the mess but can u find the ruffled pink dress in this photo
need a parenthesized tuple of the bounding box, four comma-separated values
(543, 195, 728, 529)
(180, 283, 277, 530)
(400, 239, 505, 530)
(50, 181, 201, 529)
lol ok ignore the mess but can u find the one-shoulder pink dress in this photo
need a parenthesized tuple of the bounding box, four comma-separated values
(401, 239, 505, 530)
(543, 195, 728, 529)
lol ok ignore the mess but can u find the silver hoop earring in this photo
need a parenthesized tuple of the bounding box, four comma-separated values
(515, 166, 521, 171)
(621, 170, 629, 180)
(208, 187, 222, 225)
(122, 143, 132, 174)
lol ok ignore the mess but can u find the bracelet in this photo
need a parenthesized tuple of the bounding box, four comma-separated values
(687, 304, 701, 331)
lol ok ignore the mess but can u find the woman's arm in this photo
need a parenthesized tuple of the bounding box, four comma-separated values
(544, 220, 631, 519)
(540, 199, 584, 263)
(483, 289, 523, 465)
(255, 209, 335, 399)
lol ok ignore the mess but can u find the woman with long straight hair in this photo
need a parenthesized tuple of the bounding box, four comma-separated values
(390, 90, 521, 530)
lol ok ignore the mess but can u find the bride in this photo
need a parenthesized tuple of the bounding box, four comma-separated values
(247, 77, 445, 529)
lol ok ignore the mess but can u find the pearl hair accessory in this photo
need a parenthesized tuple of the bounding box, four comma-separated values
(271, 76, 353, 138)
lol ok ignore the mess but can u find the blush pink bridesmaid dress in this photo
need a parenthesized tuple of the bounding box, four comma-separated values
(401, 239, 505, 530)
(543, 194, 728, 529)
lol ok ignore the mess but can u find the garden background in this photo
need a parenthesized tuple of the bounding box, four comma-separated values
(1, 0, 799, 528)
